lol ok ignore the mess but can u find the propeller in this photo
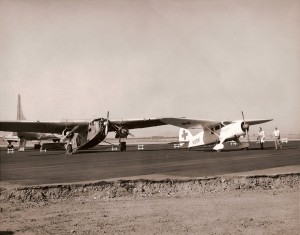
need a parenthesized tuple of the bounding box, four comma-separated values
(241, 111, 250, 147)
(112, 125, 135, 138)
(104, 111, 110, 135)
(104, 111, 134, 138)
(61, 125, 79, 142)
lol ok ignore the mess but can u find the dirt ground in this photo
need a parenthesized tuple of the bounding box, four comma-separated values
(0, 174, 299, 234)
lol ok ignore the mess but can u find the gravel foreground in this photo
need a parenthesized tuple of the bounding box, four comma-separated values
(0, 173, 299, 234)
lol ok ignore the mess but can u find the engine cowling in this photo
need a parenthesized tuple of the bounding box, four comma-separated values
(241, 122, 249, 132)
(115, 127, 129, 138)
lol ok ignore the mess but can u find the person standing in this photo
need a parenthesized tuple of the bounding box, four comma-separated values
(272, 127, 282, 150)
(257, 127, 265, 150)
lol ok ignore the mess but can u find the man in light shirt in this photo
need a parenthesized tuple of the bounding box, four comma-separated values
(257, 127, 265, 150)
(272, 127, 282, 150)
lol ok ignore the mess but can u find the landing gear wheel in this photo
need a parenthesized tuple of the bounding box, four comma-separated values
(34, 144, 41, 149)
(120, 142, 126, 151)
(7, 144, 14, 150)
(66, 144, 73, 155)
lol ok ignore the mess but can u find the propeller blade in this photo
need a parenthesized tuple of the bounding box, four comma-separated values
(103, 140, 114, 146)
(61, 125, 79, 142)
(105, 111, 110, 135)
(128, 132, 135, 137)
(241, 111, 245, 122)
(241, 111, 250, 147)
(105, 124, 108, 135)
(70, 125, 79, 133)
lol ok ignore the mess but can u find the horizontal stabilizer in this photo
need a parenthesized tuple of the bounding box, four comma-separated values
(1, 135, 19, 143)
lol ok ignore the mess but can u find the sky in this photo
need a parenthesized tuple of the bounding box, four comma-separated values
(0, 0, 299, 137)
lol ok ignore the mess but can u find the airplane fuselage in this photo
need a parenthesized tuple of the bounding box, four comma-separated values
(79, 120, 107, 149)
(66, 120, 107, 151)
(187, 121, 246, 148)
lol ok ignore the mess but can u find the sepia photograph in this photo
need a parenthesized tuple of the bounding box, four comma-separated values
(0, 0, 299, 234)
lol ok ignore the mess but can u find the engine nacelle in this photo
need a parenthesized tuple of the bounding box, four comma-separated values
(115, 127, 129, 138)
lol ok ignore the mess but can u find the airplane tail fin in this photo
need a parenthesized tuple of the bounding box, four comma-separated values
(179, 128, 193, 142)
(17, 94, 26, 120)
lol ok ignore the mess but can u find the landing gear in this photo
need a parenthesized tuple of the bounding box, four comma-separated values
(34, 143, 41, 149)
(7, 142, 14, 153)
(18, 138, 26, 151)
(119, 141, 127, 151)
(66, 144, 73, 155)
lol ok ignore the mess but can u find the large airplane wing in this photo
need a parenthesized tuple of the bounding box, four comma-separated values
(109, 118, 167, 130)
(1, 118, 271, 133)
(161, 118, 273, 129)
(242, 119, 273, 126)
(0, 120, 89, 134)
(0, 118, 168, 134)
(161, 118, 220, 129)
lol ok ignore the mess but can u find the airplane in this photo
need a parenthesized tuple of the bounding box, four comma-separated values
(0, 95, 62, 151)
(0, 98, 168, 154)
(161, 112, 273, 151)
(0, 96, 272, 153)
(0, 133, 19, 146)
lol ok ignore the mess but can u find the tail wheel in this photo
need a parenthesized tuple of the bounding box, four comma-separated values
(66, 144, 73, 155)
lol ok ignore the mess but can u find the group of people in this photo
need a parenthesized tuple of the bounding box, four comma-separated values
(257, 127, 283, 150)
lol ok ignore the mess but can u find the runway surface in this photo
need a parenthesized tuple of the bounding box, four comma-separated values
(0, 141, 299, 186)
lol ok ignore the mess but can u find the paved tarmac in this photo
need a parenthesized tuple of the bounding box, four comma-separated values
(0, 141, 299, 186)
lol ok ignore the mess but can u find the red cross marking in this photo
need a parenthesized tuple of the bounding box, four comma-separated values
(181, 130, 188, 140)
